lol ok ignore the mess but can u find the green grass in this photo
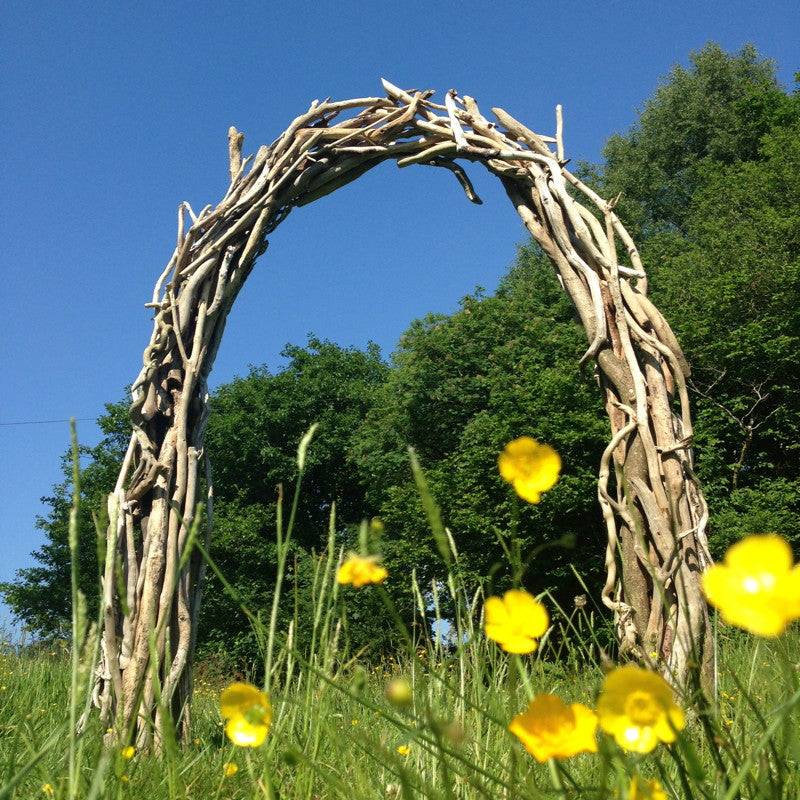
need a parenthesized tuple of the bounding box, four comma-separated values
(2, 427, 799, 798)
(1, 619, 799, 798)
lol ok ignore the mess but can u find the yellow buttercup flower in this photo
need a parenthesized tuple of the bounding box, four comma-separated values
(628, 774, 667, 800)
(596, 664, 684, 753)
(397, 744, 410, 756)
(498, 437, 561, 503)
(41, 786, 54, 797)
(220, 682, 272, 747)
(223, 762, 239, 777)
(484, 589, 549, 653)
(508, 694, 597, 762)
(702, 533, 800, 637)
(120, 745, 135, 760)
(336, 554, 388, 587)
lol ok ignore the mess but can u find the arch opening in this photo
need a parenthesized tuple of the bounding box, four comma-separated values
(92, 80, 712, 745)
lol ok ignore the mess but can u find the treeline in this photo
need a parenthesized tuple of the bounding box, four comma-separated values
(3, 44, 798, 665)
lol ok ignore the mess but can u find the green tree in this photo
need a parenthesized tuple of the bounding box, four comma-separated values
(198, 337, 388, 663)
(353, 249, 610, 607)
(2, 341, 388, 653)
(643, 102, 800, 553)
(0, 404, 130, 637)
(599, 43, 793, 235)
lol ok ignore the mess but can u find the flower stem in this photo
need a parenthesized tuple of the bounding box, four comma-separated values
(547, 758, 566, 797)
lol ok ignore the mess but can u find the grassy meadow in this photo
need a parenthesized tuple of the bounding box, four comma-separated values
(2, 432, 800, 800)
(1, 588, 799, 798)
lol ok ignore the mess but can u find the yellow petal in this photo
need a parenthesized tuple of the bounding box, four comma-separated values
(630, 775, 668, 800)
(522, 444, 561, 492)
(498, 451, 520, 481)
(365, 564, 388, 585)
(503, 589, 549, 637)
(225, 716, 268, 747)
(570, 703, 599, 753)
(668, 705, 685, 734)
(513, 480, 542, 503)
(498, 436, 538, 480)
(336, 560, 355, 584)
(220, 682, 269, 720)
(724, 601, 786, 637)
(726, 534, 792, 574)
(496, 634, 538, 654)
(783, 567, 800, 616)
(484, 596, 510, 627)
(701, 565, 738, 607)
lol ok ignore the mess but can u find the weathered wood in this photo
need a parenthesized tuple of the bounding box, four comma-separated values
(96, 82, 713, 746)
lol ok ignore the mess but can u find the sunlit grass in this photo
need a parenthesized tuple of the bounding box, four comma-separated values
(1, 427, 799, 798)
(1, 625, 799, 798)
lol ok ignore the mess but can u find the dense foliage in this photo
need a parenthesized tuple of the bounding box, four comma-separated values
(199, 339, 388, 662)
(4, 44, 798, 667)
(597, 45, 800, 554)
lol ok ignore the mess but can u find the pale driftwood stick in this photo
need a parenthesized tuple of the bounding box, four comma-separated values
(227, 127, 244, 181)
(491, 106, 555, 157)
(445, 89, 469, 150)
(430, 159, 483, 204)
(555, 104, 564, 163)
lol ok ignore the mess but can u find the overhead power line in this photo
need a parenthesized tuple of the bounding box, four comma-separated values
(0, 417, 96, 427)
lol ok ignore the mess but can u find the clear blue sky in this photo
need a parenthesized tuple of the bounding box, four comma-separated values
(1, 0, 797, 630)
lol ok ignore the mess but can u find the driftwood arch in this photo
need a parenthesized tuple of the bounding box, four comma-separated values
(96, 81, 713, 744)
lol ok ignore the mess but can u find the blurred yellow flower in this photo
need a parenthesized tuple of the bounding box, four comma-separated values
(597, 664, 684, 753)
(41, 785, 54, 797)
(386, 678, 413, 707)
(628, 775, 667, 800)
(498, 437, 561, 503)
(397, 744, 410, 756)
(337, 554, 388, 587)
(223, 762, 239, 777)
(702, 534, 800, 637)
(508, 694, 597, 762)
(121, 745, 135, 760)
(484, 589, 549, 654)
(220, 682, 272, 747)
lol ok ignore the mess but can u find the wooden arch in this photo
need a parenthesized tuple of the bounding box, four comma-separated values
(95, 81, 713, 744)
